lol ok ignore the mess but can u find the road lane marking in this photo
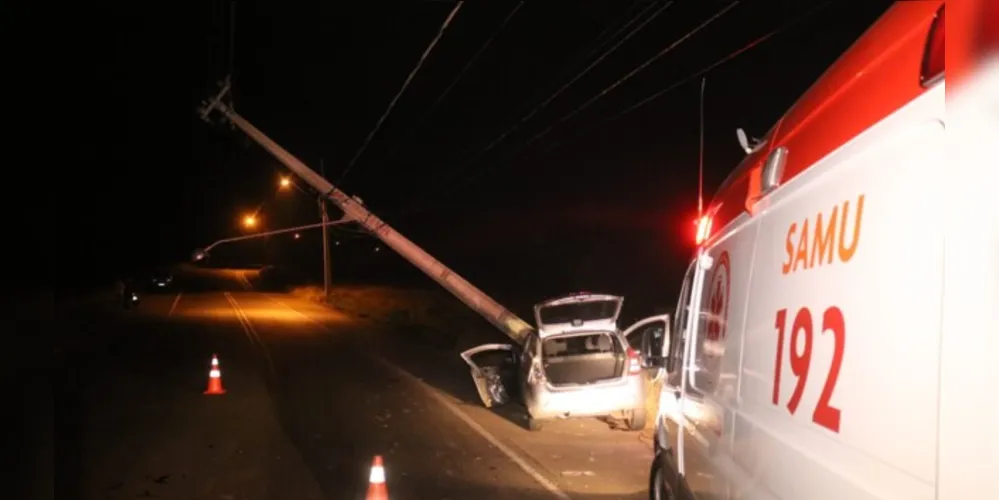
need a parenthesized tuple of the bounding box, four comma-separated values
(168, 293, 182, 317)
(374, 356, 573, 499)
(266, 296, 573, 500)
(223, 292, 276, 377)
(238, 272, 253, 290)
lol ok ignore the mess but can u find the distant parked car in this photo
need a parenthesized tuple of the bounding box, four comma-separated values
(462, 292, 670, 431)
(149, 271, 173, 290)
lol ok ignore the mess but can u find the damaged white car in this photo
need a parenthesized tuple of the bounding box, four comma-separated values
(461, 293, 670, 431)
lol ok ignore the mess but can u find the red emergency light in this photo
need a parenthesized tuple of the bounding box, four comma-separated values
(694, 215, 713, 245)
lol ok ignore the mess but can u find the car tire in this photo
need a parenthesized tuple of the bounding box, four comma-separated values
(627, 409, 647, 431)
(650, 450, 677, 500)
(526, 416, 544, 432)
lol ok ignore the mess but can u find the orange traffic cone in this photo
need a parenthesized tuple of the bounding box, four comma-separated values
(365, 455, 388, 500)
(204, 354, 226, 395)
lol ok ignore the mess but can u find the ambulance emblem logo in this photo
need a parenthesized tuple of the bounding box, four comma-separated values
(705, 251, 731, 343)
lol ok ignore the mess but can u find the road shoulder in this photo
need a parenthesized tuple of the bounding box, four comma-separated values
(278, 292, 654, 499)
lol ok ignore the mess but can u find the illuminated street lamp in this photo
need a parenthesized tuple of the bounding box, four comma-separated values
(293, 233, 301, 239)
(279, 177, 291, 189)
(243, 214, 258, 228)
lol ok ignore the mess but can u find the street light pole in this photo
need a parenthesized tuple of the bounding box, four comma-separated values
(279, 169, 332, 297)
(193, 218, 351, 260)
(319, 158, 332, 300)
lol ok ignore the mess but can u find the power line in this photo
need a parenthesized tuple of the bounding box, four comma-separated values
(473, 0, 675, 162)
(395, 0, 674, 217)
(337, 1, 465, 185)
(413, 1, 740, 208)
(499, 1, 740, 164)
(373, 1, 527, 173)
(586, 0, 654, 57)
(389, 0, 663, 192)
(506, 0, 659, 130)
(545, 0, 835, 150)
(406, 0, 828, 217)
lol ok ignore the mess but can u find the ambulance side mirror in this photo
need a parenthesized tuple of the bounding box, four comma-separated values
(640, 318, 671, 369)
(737, 128, 751, 154)
(737, 127, 767, 155)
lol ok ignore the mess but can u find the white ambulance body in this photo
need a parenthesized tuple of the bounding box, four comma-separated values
(645, 2, 998, 499)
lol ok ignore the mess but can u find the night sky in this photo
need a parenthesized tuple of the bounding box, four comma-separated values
(64, 0, 893, 318)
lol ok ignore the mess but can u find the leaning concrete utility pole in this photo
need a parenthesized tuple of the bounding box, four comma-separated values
(198, 78, 534, 344)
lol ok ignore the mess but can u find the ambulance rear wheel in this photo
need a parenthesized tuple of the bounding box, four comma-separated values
(650, 450, 676, 500)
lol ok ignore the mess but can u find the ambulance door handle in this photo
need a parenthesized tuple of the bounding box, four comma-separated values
(761, 146, 788, 195)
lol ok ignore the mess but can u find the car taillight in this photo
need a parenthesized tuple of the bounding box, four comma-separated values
(627, 349, 642, 375)
(920, 4, 945, 86)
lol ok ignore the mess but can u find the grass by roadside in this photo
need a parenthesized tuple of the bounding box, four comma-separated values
(290, 284, 505, 350)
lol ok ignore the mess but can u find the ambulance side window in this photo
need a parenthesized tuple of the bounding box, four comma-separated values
(669, 261, 696, 372)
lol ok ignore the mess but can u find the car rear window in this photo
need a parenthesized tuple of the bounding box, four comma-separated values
(538, 301, 618, 324)
(543, 333, 619, 358)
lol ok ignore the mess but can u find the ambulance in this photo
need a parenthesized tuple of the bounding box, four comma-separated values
(640, 2, 999, 499)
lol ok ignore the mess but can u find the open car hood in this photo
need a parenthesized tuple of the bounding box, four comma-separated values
(533, 293, 623, 338)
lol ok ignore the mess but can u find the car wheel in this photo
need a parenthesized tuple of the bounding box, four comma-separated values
(627, 409, 647, 431)
(526, 416, 544, 431)
(650, 450, 676, 500)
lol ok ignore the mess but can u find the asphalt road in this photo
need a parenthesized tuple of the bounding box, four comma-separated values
(57, 270, 653, 500)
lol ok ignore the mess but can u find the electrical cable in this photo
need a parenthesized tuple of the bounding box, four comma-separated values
(466, 0, 676, 166)
(405, 0, 830, 218)
(406, 1, 740, 214)
(394, 0, 677, 218)
(586, 0, 653, 57)
(373, 2, 528, 172)
(386, 0, 664, 188)
(493, 1, 740, 168)
(526, 0, 835, 162)
(337, 1, 465, 185)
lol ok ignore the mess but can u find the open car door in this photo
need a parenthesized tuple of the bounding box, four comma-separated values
(460, 344, 518, 408)
(622, 314, 671, 382)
